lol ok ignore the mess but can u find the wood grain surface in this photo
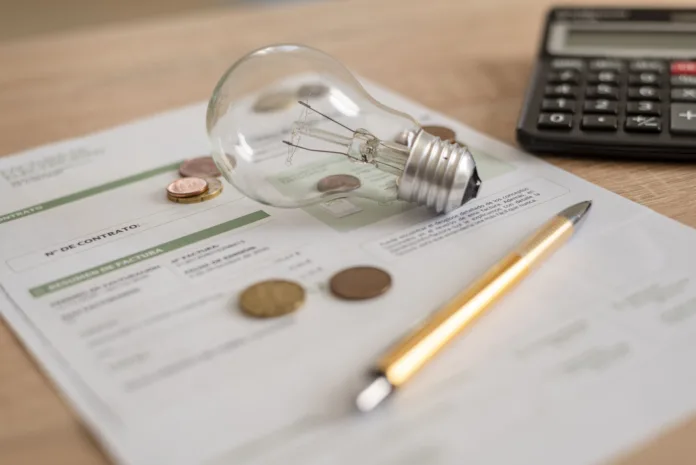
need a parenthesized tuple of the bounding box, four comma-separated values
(1, 0, 695, 464)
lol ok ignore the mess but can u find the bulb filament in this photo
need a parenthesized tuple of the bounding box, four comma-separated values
(281, 101, 409, 175)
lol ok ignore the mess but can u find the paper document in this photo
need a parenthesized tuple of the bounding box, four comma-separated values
(2, 82, 696, 465)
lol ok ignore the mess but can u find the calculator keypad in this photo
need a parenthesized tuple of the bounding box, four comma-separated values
(542, 98, 575, 113)
(626, 101, 660, 116)
(536, 58, 696, 138)
(538, 113, 572, 129)
(584, 100, 617, 114)
(625, 116, 661, 133)
(582, 115, 618, 131)
(671, 89, 696, 102)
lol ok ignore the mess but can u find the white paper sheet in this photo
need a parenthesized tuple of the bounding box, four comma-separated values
(2, 82, 696, 465)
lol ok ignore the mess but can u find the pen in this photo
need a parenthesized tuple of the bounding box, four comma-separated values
(355, 200, 592, 412)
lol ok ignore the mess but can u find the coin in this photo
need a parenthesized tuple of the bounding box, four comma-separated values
(316, 174, 361, 193)
(422, 125, 456, 143)
(179, 156, 221, 178)
(329, 266, 392, 300)
(167, 178, 223, 203)
(253, 90, 296, 113)
(298, 83, 329, 99)
(239, 279, 306, 318)
(166, 177, 208, 198)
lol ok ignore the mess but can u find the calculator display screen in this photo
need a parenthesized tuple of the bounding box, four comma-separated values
(548, 21, 696, 57)
(566, 29, 696, 50)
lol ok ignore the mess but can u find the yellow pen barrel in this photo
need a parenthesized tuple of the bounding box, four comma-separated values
(377, 215, 575, 387)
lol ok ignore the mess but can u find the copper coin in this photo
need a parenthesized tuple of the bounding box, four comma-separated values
(422, 125, 456, 143)
(239, 279, 306, 318)
(298, 83, 329, 99)
(179, 156, 221, 178)
(329, 266, 392, 300)
(166, 177, 208, 198)
(317, 174, 361, 193)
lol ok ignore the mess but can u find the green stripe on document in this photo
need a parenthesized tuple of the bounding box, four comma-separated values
(0, 161, 182, 225)
(29, 210, 269, 298)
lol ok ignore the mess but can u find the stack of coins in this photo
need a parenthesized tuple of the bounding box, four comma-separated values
(166, 156, 224, 204)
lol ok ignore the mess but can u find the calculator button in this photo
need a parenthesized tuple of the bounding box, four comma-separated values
(628, 87, 660, 101)
(551, 58, 584, 70)
(538, 113, 573, 130)
(584, 100, 618, 114)
(581, 115, 618, 131)
(586, 84, 618, 100)
(547, 70, 579, 84)
(629, 73, 660, 86)
(545, 84, 577, 97)
(630, 60, 665, 73)
(671, 75, 696, 87)
(671, 88, 696, 102)
(588, 71, 619, 84)
(626, 101, 661, 116)
(625, 116, 661, 133)
(589, 59, 624, 71)
(671, 62, 696, 75)
(542, 98, 576, 113)
(670, 104, 696, 134)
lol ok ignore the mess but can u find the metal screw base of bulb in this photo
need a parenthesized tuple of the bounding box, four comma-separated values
(397, 130, 481, 214)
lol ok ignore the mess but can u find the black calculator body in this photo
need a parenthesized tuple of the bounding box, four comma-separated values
(516, 7, 696, 159)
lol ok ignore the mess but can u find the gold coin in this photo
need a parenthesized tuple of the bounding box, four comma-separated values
(316, 174, 361, 193)
(179, 156, 221, 178)
(239, 279, 306, 318)
(253, 90, 295, 113)
(297, 83, 329, 99)
(422, 125, 456, 143)
(167, 178, 223, 203)
(166, 177, 208, 198)
(329, 266, 392, 300)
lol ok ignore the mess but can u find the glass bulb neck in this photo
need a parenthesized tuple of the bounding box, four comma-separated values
(291, 123, 410, 176)
(397, 130, 481, 214)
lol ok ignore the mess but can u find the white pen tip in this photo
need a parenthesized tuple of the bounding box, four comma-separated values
(355, 376, 393, 413)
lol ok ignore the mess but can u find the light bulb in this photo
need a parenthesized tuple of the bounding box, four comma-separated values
(206, 44, 481, 214)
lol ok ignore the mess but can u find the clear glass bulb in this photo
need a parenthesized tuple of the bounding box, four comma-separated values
(206, 44, 480, 214)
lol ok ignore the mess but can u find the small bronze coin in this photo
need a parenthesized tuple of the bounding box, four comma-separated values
(239, 279, 306, 318)
(298, 83, 330, 99)
(166, 177, 208, 198)
(316, 174, 361, 193)
(329, 266, 392, 300)
(167, 178, 223, 203)
(421, 125, 456, 143)
(179, 156, 221, 178)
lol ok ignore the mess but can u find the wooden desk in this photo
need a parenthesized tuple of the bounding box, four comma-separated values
(1, 0, 695, 463)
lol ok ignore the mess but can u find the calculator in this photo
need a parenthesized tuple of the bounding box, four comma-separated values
(516, 7, 696, 159)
